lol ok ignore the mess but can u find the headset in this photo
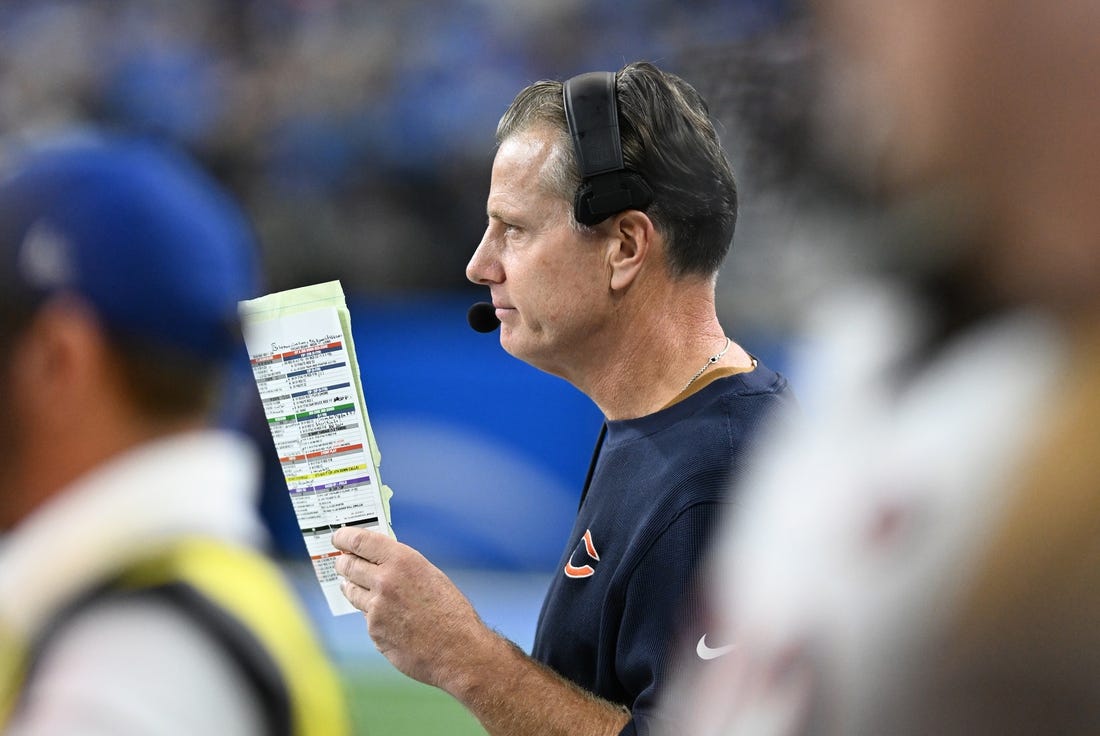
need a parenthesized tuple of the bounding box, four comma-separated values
(563, 71, 653, 226)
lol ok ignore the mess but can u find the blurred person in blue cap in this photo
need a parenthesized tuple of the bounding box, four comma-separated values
(662, 0, 1100, 734)
(0, 134, 349, 735)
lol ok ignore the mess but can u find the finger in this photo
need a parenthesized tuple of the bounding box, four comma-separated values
(340, 577, 372, 614)
(330, 526, 362, 554)
(332, 526, 394, 563)
(334, 550, 375, 589)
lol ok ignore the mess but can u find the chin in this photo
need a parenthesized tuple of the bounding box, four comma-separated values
(500, 330, 562, 375)
(497, 326, 526, 359)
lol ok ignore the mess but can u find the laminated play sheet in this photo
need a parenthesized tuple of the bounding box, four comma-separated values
(239, 281, 393, 615)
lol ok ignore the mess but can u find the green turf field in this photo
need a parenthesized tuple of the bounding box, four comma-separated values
(344, 667, 487, 735)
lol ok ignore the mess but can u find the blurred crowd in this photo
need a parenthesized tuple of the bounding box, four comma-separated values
(0, 0, 813, 323)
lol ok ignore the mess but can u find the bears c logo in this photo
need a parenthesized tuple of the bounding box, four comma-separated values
(564, 529, 600, 579)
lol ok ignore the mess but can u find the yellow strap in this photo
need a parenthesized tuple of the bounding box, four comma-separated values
(119, 539, 350, 736)
(0, 624, 27, 726)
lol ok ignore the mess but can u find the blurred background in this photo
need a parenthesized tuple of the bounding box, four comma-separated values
(0, 0, 887, 732)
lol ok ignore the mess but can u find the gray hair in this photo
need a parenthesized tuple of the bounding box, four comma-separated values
(495, 62, 738, 277)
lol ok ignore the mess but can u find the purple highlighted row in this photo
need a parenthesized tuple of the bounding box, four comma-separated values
(289, 474, 373, 494)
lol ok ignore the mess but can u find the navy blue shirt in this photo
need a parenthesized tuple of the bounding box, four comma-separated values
(532, 364, 795, 735)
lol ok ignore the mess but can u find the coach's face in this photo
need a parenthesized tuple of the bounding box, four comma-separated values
(467, 125, 612, 378)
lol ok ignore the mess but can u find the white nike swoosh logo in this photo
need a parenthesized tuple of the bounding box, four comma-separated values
(696, 635, 736, 660)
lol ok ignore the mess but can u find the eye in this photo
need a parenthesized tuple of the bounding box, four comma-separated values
(486, 214, 524, 241)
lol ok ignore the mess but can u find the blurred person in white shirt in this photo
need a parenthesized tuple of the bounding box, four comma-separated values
(663, 1, 1100, 734)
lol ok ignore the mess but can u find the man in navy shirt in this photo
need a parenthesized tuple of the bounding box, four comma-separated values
(334, 61, 794, 736)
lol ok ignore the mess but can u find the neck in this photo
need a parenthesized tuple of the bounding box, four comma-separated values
(567, 279, 752, 420)
(7, 413, 204, 530)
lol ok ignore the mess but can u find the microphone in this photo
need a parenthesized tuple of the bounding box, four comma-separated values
(467, 301, 501, 333)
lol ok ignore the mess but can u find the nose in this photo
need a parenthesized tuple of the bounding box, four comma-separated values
(466, 227, 504, 286)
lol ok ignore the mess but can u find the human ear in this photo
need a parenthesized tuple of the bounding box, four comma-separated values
(607, 210, 655, 292)
(12, 297, 110, 413)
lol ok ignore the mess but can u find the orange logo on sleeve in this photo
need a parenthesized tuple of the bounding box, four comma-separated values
(564, 529, 600, 579)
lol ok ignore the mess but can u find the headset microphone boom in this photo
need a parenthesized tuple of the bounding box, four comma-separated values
(467, 301, 501, 333)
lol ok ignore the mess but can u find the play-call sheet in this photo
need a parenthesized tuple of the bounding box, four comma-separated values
(240, 282, 393, 615)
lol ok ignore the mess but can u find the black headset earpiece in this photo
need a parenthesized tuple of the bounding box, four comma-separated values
(563, 71, 653, 226)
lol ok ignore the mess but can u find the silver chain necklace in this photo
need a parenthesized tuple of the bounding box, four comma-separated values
(681, 337, 731, 393)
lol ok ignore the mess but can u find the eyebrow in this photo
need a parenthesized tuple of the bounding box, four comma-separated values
(486, 208, 515, 223)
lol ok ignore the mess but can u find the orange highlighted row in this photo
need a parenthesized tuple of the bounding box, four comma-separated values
(279, 442, 364, 463)
(250, 340, 343, 364)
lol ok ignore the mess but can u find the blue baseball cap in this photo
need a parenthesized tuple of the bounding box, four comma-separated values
(0, 133, 259, 360)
